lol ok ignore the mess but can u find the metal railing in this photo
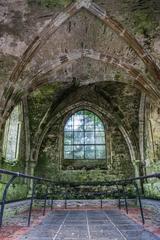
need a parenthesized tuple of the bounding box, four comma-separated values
(0, 168, 160, 227)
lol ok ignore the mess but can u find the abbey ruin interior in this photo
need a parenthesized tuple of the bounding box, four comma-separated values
(0, 0, 160, 239)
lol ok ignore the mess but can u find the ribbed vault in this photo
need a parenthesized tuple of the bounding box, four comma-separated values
(0, 0, 160, 133)
(0, 0, 160, 178)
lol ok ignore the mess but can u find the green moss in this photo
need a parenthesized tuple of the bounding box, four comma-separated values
(0, 183, 28, 201)
(144, 182, 160, 200)
(28, 0, 75, 8)
(35, 151, 61, 180)
(28, 84, 58, 140)
(62, 159, 107, 170)
(114, 72, 123, 81)
(122, 0, 158, 37)
(133, 11, 157, 36)
(0, 158, 25, 178)
(146, 161, 160, 174)
(0, 55, 18, 82)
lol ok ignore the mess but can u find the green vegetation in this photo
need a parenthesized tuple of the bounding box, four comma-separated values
(0, 183, 28, 201)
(133, 11, 157, 36)
(28, 84, 58, 139)
(144, 182, 160, 200)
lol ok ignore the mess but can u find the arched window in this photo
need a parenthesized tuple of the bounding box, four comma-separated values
(64, 110, 106, 160)
(3, 104, 22, 162)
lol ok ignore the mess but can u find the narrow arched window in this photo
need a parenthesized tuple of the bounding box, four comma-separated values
(3, 104, 22, 162)
(64, 110, 106, 160)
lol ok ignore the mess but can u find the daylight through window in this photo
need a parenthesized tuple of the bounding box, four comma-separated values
(3, 104, 22, 162)
(64, 110, 106, 160)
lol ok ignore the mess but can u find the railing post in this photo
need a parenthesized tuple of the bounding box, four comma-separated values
(122, 184, 128, 214)
(0, 175, 17, 227)
(43, 185, 48, 216)
(133, 180, 145, 225)
(116, 184, 121, 210)
(100, 193, 103, 209)
(51, 187, 54, 211)
(28, 180, 37, 227)
(65, 193, 67, 209)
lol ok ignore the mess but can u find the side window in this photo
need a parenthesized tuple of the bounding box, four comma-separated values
(3, 104, 22, 162)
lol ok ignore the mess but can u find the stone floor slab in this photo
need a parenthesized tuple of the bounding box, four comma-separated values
(20, 209, 160, 240)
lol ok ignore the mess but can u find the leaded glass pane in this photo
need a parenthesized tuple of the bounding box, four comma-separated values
(64, 132, 73, 145)
(85, 132, 94, 144)
(85, 145, 95, 159)
(74, 145, 84, 159)
(95, 116, 104, 131)
(64, 146, 73, 159)
(95, 132, 105, 144)
(96, 145, 106, 159)
(84, 110, 94, 131)
(73, 111, 83, 131)
(64, 116, 73, 131)
(74, 132, 84, 144)
(64, 110, 106, 160)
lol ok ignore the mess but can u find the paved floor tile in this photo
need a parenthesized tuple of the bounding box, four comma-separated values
(20, 210, 160, 240)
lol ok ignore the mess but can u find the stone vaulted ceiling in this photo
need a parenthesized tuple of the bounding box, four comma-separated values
(0, 0, 160, 132)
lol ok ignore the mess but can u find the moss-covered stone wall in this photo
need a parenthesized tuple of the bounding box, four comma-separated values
(32, 83, 137, 183)
(0, 0, 160, 200)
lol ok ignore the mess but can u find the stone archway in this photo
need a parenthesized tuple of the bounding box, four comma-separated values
(30, 100, 137, 177)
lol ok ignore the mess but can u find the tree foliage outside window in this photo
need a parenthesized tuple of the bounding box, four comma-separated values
(3, 104, 22, 162)
(64, 110, 106, 160)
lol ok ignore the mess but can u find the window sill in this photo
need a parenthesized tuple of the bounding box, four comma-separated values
(62, 159, 107, 170)
(2, 159, 18, 166)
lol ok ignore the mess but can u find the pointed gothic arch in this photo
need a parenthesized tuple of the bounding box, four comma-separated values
(1, 0, 160, 131)
(9, 0, 160, 85)
(30, 100, 137, 176)
(28, 49, 160, 100)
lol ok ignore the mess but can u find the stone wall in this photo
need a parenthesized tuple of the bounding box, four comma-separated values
(33, 84, 137, 182)
(0, 0, 160, 199)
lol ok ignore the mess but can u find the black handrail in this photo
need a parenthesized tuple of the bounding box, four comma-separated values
(0, 168, 53, 182)
(0, 168, 160, 227)
(0, 168, 160, 185)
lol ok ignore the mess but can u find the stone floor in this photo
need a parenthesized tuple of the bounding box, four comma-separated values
(20, 209, 160, 240)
